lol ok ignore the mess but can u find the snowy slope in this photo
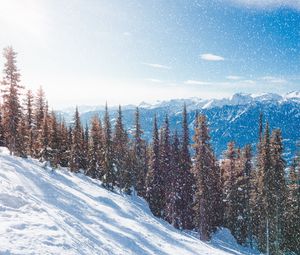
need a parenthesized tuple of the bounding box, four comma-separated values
(0, 148, 258, 255)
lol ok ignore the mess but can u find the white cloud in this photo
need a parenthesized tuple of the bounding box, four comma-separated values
(142, 62, 171, 70)
(260, 76, 287, 84)
(185, 79, 257, 86)
(145, 78, 163, 83)
(200, 53, 225, 62)
(226, 75, 243, 80)
(229, 0, 300, 10)
(242, 80, 256, 84)
(184, 80, 211, 85)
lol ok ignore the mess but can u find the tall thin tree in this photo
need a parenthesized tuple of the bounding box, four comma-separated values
(1, 46, 23, 155)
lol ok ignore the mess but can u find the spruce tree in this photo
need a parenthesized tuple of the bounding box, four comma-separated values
(113, 106, 132, 194)
(210, 153, 224, 231)
(250, 113, 265, 246)
(192, 114, 217, 241)
(34, 86, 45, 130)
(179, 104, 195, 229)
(58, 120, 70, 168)
(1, 46, 23, 155)
(67, 126, 73, 167)
(269, 129, 286, 254)
(222, 141, 237, 232)
(33, 86, 46, 157)
(284, 157, 300, 253)
(146, 115, 164, 217)
(254, 127, 287, 254)
(40, 109, 51, 162)
(230, 145, 253, 245)
(241, 145, 254, 246)
(25, 90, 34, 156)
(160, 115, 171, 218)
(256, 122, 273, 253)
(69, 107, 84, 172)
(87, 115, 103, 179)
(15, 112, 27, 158)
(49, 111, 60, 167)
(132, 107, 148, 197)
(258, 112, 263, 144)
(81, 124, 89, 171)
(0, 109, 5, 146)
(102, 104, 115, 190)
(165, 131, 182, 227)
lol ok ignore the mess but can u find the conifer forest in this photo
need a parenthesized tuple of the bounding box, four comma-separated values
(0, 46, 299, 255)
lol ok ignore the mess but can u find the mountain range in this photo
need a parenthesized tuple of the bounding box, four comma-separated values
(58, 91, 300, 161)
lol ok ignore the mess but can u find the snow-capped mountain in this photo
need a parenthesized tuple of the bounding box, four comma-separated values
(136, 92, 299, 111)
(58, 92, 300, 160)
(0, 147, 258, 255)
(59, 91, 300, 115)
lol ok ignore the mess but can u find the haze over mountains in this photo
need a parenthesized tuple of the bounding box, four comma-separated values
(59, 91, 300, 160)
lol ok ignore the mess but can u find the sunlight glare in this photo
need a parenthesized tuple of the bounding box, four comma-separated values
(0, 0, 45, 37)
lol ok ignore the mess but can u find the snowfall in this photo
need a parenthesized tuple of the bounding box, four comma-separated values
(0, 147, 259, 255)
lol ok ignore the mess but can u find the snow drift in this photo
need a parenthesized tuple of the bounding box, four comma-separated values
(0, 148, 258, 255)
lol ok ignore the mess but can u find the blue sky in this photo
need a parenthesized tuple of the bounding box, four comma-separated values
(0, 0, 299, 108)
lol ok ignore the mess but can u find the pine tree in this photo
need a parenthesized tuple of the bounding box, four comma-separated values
(132, 107, 148, 197)
(230, 145, 253, 245)
(15, 112, 27, 158)
(146, 115, 164, 217)
(69, 107, 84, 172)
(39, 108, 50, 162)
(34, 86, 45, 130)
(113, 106, 132, 194)
(192, 114, 217, 241)
(81, 124, 89, 171)
(250, 113, 265, 247)
(284, 157, 300, 253)
(25, 90, 34, 156)
(210, 153, 224, 231)
(1, 46, 23, 155)
(256, 122, 273, 253)
(269, 129, 286, 254)
(49, 111, 60, 167)
(253, 127, 287, 254)
(66, 126, 73, 167)
(102, 104, 115, 190)
(0, 108, 5, 146)
(58, 120, 70, 168)
(87, 115, 103, 179)
(179, 104, 195, 229)
(242, 145, 254, 246)
(33, 86, 46, 157)
(159, 115, 171, 218)
(222, 141, 237, 232)
(258, 112, 263, 144)
(165, 131, 182, 227)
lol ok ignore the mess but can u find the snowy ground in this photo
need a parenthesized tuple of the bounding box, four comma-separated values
(0, 147, 259, 255)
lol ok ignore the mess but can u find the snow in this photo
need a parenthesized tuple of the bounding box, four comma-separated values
(252, 93, 283, 102)
(0, 148, 258, 255)
(284, 91, 300, 102)
(135, 91, 299, 112)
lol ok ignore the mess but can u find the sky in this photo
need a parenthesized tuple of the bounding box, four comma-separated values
(0, 0, 299, 108)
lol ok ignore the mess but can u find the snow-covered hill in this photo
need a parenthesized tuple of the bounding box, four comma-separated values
(0, 148, 258, 255)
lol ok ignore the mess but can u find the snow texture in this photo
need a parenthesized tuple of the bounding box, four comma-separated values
(0, 147, 258, 255)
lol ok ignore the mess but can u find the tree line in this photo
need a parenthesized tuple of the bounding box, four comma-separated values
(1, 47, 299, 255)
